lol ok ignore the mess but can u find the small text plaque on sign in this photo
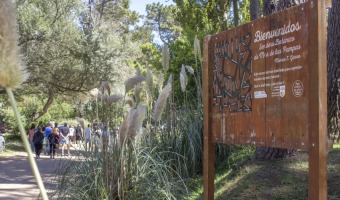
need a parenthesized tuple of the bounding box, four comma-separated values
(209, 3, 311, 149)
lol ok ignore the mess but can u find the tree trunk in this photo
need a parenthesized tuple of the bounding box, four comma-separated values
(250, 0, 261, 21)
(253, 0, 306, 160)
(327, 0, 340, 143)
(263, 0, 307, 15)
(30, 96, 54, 122)
(233, 0, 239, 27)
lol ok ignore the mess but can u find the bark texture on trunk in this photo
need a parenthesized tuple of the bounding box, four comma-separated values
(30, 96, 54, 122)
(250, 0, 261, 21)
(263, 0, 307, 15)
(233, 0, 239, 27)
(327, 0, 340, 143)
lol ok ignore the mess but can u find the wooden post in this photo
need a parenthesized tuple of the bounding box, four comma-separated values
(203, 35, 215, 200)
(308, 0, 328, 199)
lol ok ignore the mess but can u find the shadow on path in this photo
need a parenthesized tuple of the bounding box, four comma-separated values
(0, 148, 82, 200)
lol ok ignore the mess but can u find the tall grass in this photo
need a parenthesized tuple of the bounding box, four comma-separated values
(53, 36, 234, 199)
(54, 138, 188, 199)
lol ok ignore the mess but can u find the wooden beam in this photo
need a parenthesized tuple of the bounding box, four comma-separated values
(203, 35, 215, 200)
(308, 0, 328, 199)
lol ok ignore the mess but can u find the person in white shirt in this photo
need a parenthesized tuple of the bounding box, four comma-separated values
(69, 125, 75, 146)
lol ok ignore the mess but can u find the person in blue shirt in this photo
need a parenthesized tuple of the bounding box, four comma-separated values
(44, 123, 52, 155)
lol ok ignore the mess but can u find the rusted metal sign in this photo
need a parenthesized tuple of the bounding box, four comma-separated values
(207, 2, 314, 150)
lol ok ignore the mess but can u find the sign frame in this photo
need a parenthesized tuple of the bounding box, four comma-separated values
(203, 1, 327, 199)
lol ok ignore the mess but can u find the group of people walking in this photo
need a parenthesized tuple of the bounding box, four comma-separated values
(27, 122, 84, 159)
(27, 121, 107, 159)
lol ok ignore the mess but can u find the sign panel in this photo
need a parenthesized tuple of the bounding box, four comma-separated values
(209, 3, 311, 149)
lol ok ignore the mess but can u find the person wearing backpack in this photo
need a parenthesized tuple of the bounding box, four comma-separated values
(33, 126, 45, 159)
(48, 128, 59, 159)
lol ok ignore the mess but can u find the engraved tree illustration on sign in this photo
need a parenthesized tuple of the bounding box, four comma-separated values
(212, 33, 252, 113)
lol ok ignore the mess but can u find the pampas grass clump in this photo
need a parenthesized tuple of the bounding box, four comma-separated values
(0, 0, 28, 89)
(153, 77, 172, 122)
(180, 64, 188, 92)
(125, 76, 144, 93)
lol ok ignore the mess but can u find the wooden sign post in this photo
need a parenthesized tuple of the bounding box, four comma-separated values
(203, 1, 327, 199)
(307, 1, 327, 199)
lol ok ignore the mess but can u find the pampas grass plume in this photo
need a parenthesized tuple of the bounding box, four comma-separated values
(180, 64, 188, 92)
(100, 81, 110, 95)
(185, 65, 194, 75)
(194, 35, 202, 62)
(100, 93, 108, 101)
(125, 98, 134, 107)
(157, 73, 164, 94)
(146, 68, 153, 93)
(134, 84, 142, 98)
(125, 76, 144, 93)
(89, 88, 100, 98)
(167, 74, 173, 85)
(107, 94, 122, 104)
(127, 102, 146, 140)
(153, 77, 172, 122)
(0, 0, 28, 89)
(162, 44, 169, 73)
(119, 111, 130, 146)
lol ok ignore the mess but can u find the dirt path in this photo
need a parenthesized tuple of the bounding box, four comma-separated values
(0, 148, 80, 200)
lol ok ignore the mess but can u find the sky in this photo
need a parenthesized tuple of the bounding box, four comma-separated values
(129, 0, 174, 44)
(130, 0, 174, 16)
